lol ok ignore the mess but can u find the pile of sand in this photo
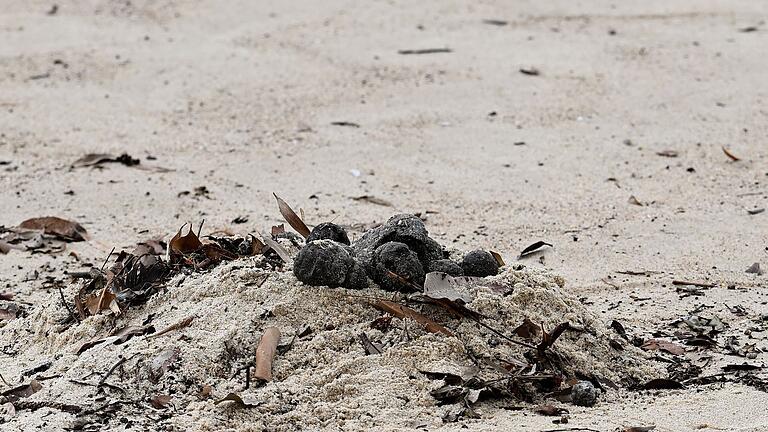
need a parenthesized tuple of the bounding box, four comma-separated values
(0, 255, 661, 431)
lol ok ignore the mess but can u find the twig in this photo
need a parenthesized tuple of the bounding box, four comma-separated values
(0, 372, 9, 387)
(537, 323, 575, 354)
(145, 316, 194, 340)
(197, 219, 205, 238)
(98, 354, 137, 387)
(100, 247, 116, 271)
(57, 284, 80, 323)
(11, 400, 82, 414)
(253, 327, 281, 382)
(672, 280, 716, 288)
(541, 428, 600, 432)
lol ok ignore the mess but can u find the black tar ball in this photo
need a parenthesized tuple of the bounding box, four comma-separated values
(372, 241, 425, 292)
(293, 240, 353, 288)
(307, 222, 350, 245)
(428, 259, 464, 277)
(460, 250, 499, 277)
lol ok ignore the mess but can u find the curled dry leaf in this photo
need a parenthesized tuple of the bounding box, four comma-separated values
(254, 327, 281, 382)
(519, 241, 553, 258)
(261, 234, 292, 264)
(273, 194, 310, 238)
(489, 250, 505, 267)
(18, 216, 88, 241)
(628, 195, 644, 206)
(371, 300, 453, 336)
(169, 225, 203, 256)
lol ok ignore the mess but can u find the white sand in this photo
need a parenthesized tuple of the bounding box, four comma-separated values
(2, 0, 768, 430)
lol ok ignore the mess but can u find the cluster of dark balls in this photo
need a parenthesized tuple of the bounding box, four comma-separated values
(293, 214, 501, 291)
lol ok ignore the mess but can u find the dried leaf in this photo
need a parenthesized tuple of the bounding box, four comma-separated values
(512, 318, 540, 340)
(83, 287, 120, 316)
(624, 427, 656, 432)
(214, 393, 260, 408)
(519, 241, 553, 258)
(150, 394, 172, 409)
(352, 195, 393, 207)
(72, 153, 140, 168)
(273, 194, 310, 238)
(722, 146, 741, 161)
(0, 292, 13, 301)
(18, 217, 88, 241)
(169, 225, 202, 255)
(628, 195, 644, 206)
(77, 325, 155, 354)
(535, 404, 568, 416)
(489, 250, 505, 267)
(261, 234, 292, 264)
(359, 333, 383, 355)
(372, 300, 453, 336)
(746, 262, 763, 275)
(641, 339, 685, 356)
(149, 347, 179, 382)
(1, 380, 42, 402)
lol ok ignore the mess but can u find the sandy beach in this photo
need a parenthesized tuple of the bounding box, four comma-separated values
(2, 1, 768, 431)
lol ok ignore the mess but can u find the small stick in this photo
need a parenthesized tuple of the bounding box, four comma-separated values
(99, 356, 127, 387)
(672, 280, 716, 288)
(57, 285, 80, 323)
(100, 247, 116, 271)
(253, 327, 281, 382)
(145, 316, 194, 340)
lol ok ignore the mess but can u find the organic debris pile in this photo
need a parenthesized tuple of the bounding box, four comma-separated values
(1, 196, 725, 431)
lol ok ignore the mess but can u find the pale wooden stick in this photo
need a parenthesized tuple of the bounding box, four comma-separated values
(253, 327, 281, 382)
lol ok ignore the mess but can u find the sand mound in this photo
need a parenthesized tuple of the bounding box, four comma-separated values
(0, 257, 661, 431)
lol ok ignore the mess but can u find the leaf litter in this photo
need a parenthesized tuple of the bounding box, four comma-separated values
(4, 202, 762, 431)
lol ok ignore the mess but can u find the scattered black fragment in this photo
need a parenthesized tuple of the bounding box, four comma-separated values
(747, 208, 765, 215)
(519, 67, 540, 76)
(47, 4, 58, 15)
(642, 378, 684, 390)
(358, 333, 383, 355)
(482, 19, 508, 26)
(519, 241, 553, 258)
(722, 363, 761, 372)
(739, 26, 759, 32)
(307, 222, 350, 245)
(746, 262, 763, 275)
(398, 48, 452, 55)
(231, 216, 249, 224)
(330, 121, 360, 128)
(460, 250, 499, 277)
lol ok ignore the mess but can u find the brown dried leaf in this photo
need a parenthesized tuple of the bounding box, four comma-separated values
(535, 404, 568, 416)
(628, 195, 644, 206)
(273, 193, 310, 238)
(513, 318, 540, 340)
(722, 146, 741, 161)
(150, 394, 172, 409)
(641, 339, 685, 356)
(169, 225, 202, 255)
(18, 217, 88, 241)
(214, 393, 260, 408)
(146, 316, 194, 340)
(489, 250, 505, 267)
(371, 300, 452, 336)
(1, 380, 42, 402)
(83, 288, 120, 316)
